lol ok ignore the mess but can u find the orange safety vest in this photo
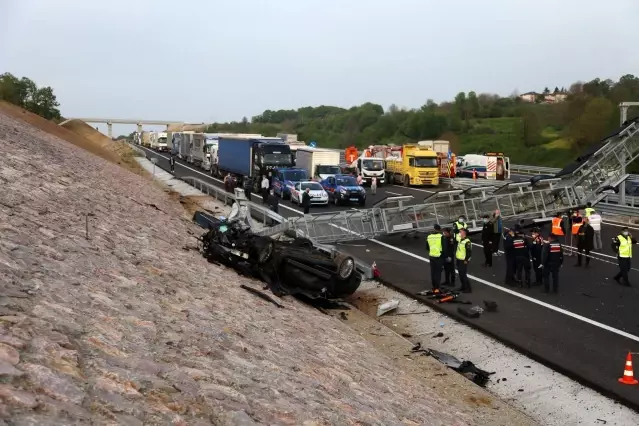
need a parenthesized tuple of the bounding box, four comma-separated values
(551, 217, 564, 236)
(472, 169, 477, 180)
(571, 216, 582, 235)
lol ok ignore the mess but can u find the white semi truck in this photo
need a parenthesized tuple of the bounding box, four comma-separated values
(156, 132, 169, 152)
(296, 147, 342, 180)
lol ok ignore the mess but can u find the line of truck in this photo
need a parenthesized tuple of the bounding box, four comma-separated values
(133, 130, 510, 195)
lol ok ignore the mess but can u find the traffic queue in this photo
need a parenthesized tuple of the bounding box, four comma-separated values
(424, 205, 637, 294)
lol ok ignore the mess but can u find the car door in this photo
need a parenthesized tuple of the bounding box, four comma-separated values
(293, 183, 301, 202)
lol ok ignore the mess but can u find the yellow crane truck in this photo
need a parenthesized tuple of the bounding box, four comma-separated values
(385, 144, 440, 186)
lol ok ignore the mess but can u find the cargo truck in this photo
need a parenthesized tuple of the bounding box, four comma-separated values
(156, 132, 169, 152)
(417, 140, 456, 178)
(213, 136, 294, 193)
(202, 134, 219, 171)
(385, 144, 440, 186)
(296, 147, 342, 180)
(177, 131, 195, 160)
(350, 147, 386, 185)
(188, 133, 207, 167)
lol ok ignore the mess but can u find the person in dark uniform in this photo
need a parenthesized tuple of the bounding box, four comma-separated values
(301, 187, 311, 214)
(425, 224, 445, 290)
(612, 227, 637, 286)
(267, 189, 279, 214)
(442, 228, 456, 287)
(455, 228, 472, 293)
(169, 153, 176, 173)
(513, 225, 532, 287)
(575, 217, 594, 268)
(542, 233, 564, 293)
(530, 228, 544, 286)
(481, 214, 493, 267)
(502, 227, 516, 285)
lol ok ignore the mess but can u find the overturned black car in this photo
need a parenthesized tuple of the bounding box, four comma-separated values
(194, 211, 362, 299)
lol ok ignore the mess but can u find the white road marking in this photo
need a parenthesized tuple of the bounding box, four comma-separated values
(391, 185, 435, 194)
(369, 238, 639, 343)
(385, 191, 404, 196)
(143, 146, 639, 342)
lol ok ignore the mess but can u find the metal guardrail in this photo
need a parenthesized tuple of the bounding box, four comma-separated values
(509, 164, 562, 175)
(183, 176, 286, 228)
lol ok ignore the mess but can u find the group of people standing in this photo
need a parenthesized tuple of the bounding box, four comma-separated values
(425, 204, 636, 294)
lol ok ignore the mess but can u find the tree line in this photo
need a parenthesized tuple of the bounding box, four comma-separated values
(0, 72, 62, 120)
(208, 74, 639, 164)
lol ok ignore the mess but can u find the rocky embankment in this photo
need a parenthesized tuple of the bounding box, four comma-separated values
(0, 109, 517, 425)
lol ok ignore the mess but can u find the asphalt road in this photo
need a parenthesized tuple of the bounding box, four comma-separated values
(140, 146, 639, 410)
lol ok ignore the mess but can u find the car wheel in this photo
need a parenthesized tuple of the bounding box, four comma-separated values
(334, 253, 355, 279)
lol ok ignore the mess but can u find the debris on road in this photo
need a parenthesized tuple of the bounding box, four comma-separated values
(458, 305, 484, 319)
(240, 284, 284, 308)
(377, 299, 400, 317)
(483, 300, 498, 312)
(427, 348, 495, 387)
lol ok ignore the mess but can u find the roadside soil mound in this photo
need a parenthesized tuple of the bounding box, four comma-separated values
(0, 108, 486, 424)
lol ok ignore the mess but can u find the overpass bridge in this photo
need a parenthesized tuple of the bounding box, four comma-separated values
(59, 118, 205, 138)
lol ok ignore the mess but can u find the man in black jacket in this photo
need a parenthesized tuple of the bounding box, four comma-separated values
(575, 217, 594, 268)
(503, 227, 516, 285)
(530, 228, 544, 285)
(301, 188, 311, 214)
(442, 228, 456, 287)
(481, 214, 493, 267)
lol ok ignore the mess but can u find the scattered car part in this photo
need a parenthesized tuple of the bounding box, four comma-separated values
(427, 348, 495, 387)
(377, 299, 400, 317)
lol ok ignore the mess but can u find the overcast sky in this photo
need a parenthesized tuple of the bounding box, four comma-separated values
(1, 0, 638, 135)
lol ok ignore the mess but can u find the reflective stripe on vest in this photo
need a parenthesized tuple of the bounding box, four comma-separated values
(455, 222, 467, 241)
(551, 217, 564, 236)
(456, 238, 470, 260)
(427, 233, 443, 258)
(585, 208, 595, 217)
(571, 219, 582, 235)
(550, 243, 561, 253)
(618, 235, 632, 258)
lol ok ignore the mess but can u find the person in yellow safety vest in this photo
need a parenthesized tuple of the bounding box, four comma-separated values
(425, 224, 445, 290)
(453, 216, 468, 244)
(455, 229, 473, 293)
(551, 213, 565, 237)
(584, 202, 595, 218)
(612, 227, 638, 286)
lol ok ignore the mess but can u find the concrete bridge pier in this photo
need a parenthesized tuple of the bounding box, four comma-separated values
(107, 122, 113, 138)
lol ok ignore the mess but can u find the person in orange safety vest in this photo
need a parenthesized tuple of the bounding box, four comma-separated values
(551, 213, 565, 237)
(571, 210, 583, 235)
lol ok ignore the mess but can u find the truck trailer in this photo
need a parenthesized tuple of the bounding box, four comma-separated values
(188, 133, 207, 167)
(213, 136, 294, 193)
(295, 147, 342, 180)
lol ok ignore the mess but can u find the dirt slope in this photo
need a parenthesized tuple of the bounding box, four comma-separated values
(0, 108, 492, 424)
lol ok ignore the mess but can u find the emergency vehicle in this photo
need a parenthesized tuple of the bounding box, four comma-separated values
(456, 153, 510, 180)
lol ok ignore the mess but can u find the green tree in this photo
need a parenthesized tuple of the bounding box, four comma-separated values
(0, 73, 61, 120)
(569, 97, 615, 150)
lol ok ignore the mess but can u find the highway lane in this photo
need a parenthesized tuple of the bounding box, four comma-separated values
(139, 146, 639, 409)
